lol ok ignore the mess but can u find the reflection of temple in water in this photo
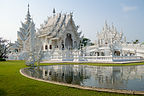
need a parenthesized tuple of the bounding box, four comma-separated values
(24, 65, 144, 90)
(40, 65, 90, 85)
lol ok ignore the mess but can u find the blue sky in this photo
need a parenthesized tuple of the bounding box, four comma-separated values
(0, 0, 144, 43)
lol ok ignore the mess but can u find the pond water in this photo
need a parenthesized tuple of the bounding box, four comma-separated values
(23, 65, 144, 91)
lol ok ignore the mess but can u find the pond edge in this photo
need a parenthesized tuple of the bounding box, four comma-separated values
(20, 67, 144, 95)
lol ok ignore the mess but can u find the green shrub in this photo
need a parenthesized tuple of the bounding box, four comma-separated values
(0, 58, 6, 61)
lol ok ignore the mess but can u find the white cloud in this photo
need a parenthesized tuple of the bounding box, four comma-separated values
(122, 5, 137, 12)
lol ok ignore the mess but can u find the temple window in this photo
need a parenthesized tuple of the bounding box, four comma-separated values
(45, 45, 48, 50)
(101, 52, 105, 56)
(15, 49, 18, 52)
(62, 44, 64, 50)
(74, 41, 77, 48)
(49, 45, 52, 49)
(65, 33, 73, 49)
(97, 52, 100, 56)
(114, 51, 120, 56)
(55, 45, 58, 48)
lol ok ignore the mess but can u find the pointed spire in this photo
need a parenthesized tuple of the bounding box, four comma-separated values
(105, 20, 108, 26)
(108, 26, 111, 32)
(25, 4, 31, 24)
(28, 4, 29, 11)
(124, 36, 127, 43)
(111, 23, 115, 33)
(53, 8, 56, 16)
(104, 20, 108, 30)
(112, 22, 114, 29)
(120, 28, 123, 33)
(70, 12, 73, 19)
(114, 27, 117, 33)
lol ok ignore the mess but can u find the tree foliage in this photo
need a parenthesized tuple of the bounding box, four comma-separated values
(0, 37, 10, 60)
(81, 38, 94, 47)
(133, 39, 139, 44)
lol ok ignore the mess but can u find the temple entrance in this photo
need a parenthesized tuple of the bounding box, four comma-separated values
(65, 33, 73, 49)
(114, 51, 120, 56)
(101, 52, 105, 56)
(62, 44, 64, 50)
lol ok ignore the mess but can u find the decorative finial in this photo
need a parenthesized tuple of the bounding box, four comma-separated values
(70, 12, 73, 18)
(112, 22, 114, 30)
(28, 4, 30, 13)
(104, 20, 108, 29)
(121, 28, 123, 33)
(53, 8, 56, 16)
(124, 36, 127, 43)
(104, 20, 108, 30)
(25, 3, 31, 23)
(105, 20, 107, 25)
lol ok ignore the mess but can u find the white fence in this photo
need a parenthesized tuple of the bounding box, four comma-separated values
(84, 56, 142, 62)
(42, 50, 143, 62)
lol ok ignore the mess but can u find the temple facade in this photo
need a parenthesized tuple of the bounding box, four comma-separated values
(85, 21, 144, 62)
(37, 11, 81, 51)
(8, 5, 82, 61)
(86, 21, 125, 57)
(8, 5, 144, 62)
(17, 4, 36, 52)
(8, 4, 36, 60)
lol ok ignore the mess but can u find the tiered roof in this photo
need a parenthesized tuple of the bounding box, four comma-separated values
(97, 21, 123, 44)
(16, 4, 35, 50)
(37, 12, 80, 39)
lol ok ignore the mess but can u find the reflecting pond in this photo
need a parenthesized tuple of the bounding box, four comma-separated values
(23, 65, 144, 91)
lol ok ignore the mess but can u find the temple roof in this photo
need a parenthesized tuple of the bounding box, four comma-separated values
(37, 13, 78, 38)
(16, 4, 35, 50)
(97, 21, 124, 44)
(25, 4, 31, 24)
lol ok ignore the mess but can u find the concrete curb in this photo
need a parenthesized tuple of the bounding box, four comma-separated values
(20, 68, 144, 95)
(40, 60, 144, 64)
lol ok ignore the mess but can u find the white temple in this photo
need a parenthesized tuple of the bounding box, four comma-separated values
(84, 21, 144, 62)
(37, 11, 81, 51)
(8, 5, 144, 63)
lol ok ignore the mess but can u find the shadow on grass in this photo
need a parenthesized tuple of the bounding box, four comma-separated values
(0, 89, 7, 96)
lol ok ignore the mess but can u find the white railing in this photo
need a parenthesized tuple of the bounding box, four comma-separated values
(84, 56, 142, 62)
(42, 50, 143, 62)
(112, 56, 142, 62)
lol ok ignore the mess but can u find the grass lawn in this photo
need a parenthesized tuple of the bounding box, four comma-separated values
(0, 60, 144, 96)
